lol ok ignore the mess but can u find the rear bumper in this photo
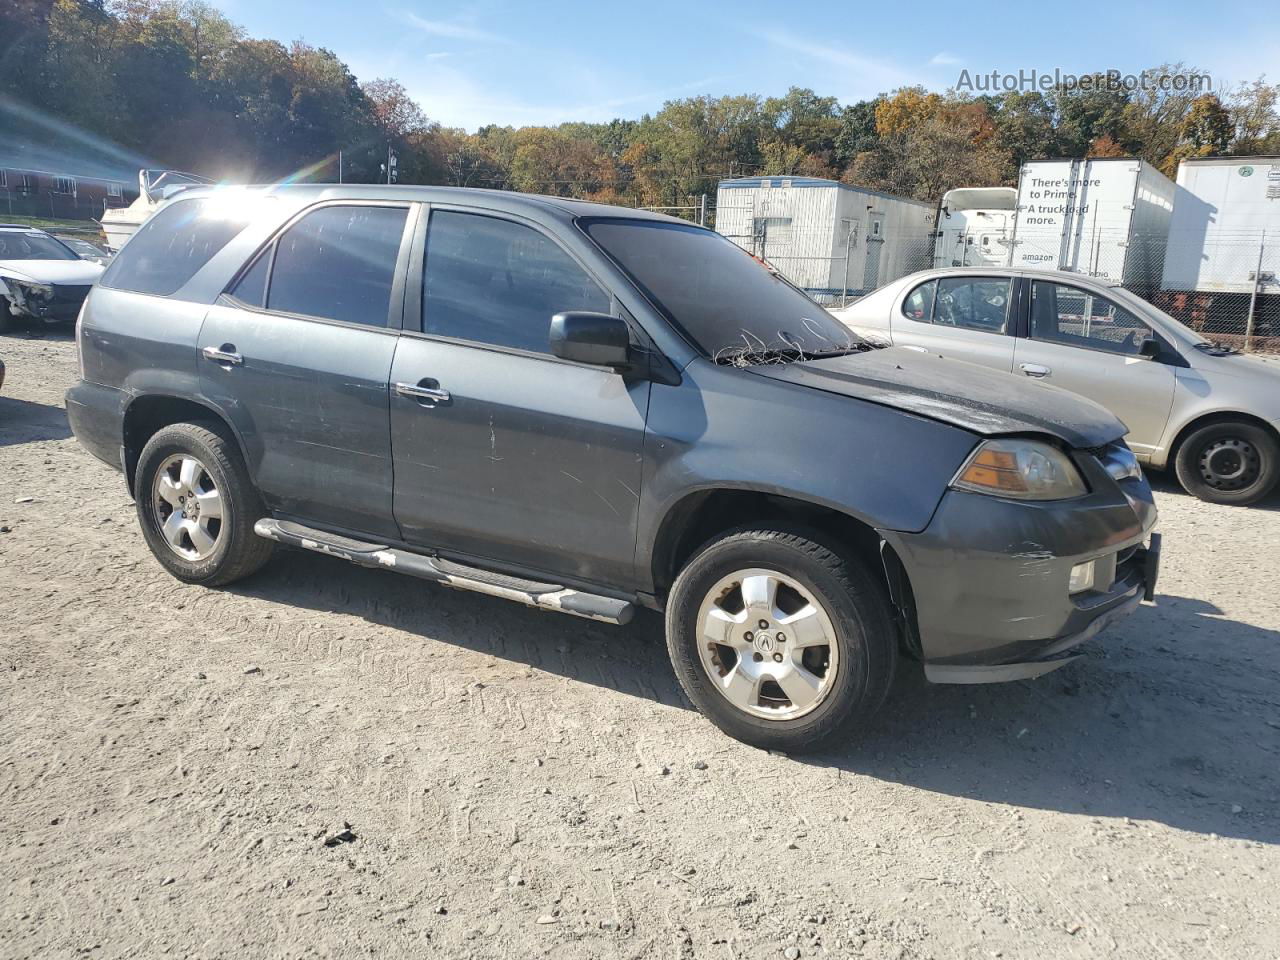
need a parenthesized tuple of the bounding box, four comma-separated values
(65, 379, 126, 471)
(880, 465, 1159, 683)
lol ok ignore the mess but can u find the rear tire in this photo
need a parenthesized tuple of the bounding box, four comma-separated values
(1174, 421, 1279, 506)
(134, 422, 274, 586)
(665, 526, 896, 753)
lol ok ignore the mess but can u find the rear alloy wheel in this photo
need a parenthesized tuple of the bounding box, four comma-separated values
(1174, 421, 1279, 506)
(665, 526, 896, 753)
(135, 422, 274, 585)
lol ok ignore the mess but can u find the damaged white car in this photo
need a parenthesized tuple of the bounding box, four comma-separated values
(0, 225, 105, 333)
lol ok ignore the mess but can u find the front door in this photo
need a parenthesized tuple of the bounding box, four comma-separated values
(891, 274, 1017, 373)
(389, 208, 649, 587)
(198, 202, 413, 538)
(1014, 279, 1176, 459)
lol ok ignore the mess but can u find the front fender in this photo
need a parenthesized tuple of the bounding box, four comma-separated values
(635, 360, 979, 592)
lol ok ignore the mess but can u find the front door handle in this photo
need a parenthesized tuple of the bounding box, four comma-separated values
(202, 344, 243, 366)
(395, 380, 451, 405)
(1020, 362, 1051, 378)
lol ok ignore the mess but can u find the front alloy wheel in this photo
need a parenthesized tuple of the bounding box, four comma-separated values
(697, 568, 840, 720)
(665, 526, 896, 753)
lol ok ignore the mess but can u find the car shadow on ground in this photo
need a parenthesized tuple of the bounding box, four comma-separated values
(0, 397, 73, 446)
(236, 548, 1279, 847)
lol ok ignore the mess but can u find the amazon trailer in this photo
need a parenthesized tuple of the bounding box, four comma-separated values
(1158, 157, 1280, 349)
(715, 176, 936, 304)
(933, 186, 1017, 268)
(1008, 158, 1175, 292)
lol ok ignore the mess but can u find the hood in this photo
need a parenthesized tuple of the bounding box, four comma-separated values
(0, 259, 105, 285)
(751, 347, 1128, 449)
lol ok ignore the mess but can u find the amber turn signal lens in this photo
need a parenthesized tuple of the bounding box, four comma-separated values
(955, 447, 1029, 493)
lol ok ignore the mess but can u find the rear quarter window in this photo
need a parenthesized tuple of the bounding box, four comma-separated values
(100, 198, 257, 297)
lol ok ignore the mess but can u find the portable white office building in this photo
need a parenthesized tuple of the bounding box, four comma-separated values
(715, 176, 936, 302)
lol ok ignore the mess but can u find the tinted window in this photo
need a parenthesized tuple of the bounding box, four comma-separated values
(102, 198, 258, 296)
(902, 280, 936, 322)
(268, 205, 407, 326)
(583, 218, 854, 359)
(230, 249, 270, 307)
(933, 277, 1010, 334)
(1031, 281, 1154, 356)
(423, 211, 610, 353)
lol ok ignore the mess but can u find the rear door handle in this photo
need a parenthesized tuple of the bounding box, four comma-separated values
(202, 344, 243, 366)
(395, 380, 451, 405)
(1019, 362, 1050, 378)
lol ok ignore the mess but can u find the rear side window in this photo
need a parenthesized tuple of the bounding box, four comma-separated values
(423, 211, 610, 353)
(101, 198, 256, 297)
(267, 205, 408, 327)
(902, 280, 936, 322)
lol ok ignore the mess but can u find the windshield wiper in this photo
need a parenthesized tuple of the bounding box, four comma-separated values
(1193, 341, 1240, 356)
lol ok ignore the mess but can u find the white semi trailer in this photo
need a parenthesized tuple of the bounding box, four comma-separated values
(1008, 158, 1175, 291)
(1160, 156, 1280, 346)
(932, 186, 1017, 268)
(715, 176, 936, 304)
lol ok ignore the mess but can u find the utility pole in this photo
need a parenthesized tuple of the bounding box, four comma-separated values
(338, 150, 343, 184)
(1246, 230, 1266, 353)
(698, 193, 707, 227)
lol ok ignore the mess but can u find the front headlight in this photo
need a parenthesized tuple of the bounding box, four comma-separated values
(16, 281, 53, 299)
(951, 438, 1088, 501)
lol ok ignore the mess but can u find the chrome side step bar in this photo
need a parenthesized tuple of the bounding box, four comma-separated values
(253, 519, 634, 625)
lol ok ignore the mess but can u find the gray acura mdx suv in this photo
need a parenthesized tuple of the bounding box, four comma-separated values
(67, 185, 1160, 752)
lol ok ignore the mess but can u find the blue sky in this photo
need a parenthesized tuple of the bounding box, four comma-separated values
(215, 1, 1279, 130)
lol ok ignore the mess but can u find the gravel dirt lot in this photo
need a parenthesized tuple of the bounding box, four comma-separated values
(2, 331, 1278, 960)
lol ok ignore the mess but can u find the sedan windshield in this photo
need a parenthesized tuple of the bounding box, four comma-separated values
(0, 232, 79, 261)
(581, 218, 862, 363)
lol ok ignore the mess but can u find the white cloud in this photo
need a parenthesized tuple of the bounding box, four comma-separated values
(747, 27, 919, 95)
(930, 51, 963, 66)
(403, 12, 508, 44)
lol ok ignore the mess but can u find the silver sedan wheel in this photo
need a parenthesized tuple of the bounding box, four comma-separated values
(151, 454, 225, 561)
(695, 567, 840, 721)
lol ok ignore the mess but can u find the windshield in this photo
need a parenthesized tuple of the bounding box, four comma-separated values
(581, 218, 862, 363)
(0, 232, 79, 261)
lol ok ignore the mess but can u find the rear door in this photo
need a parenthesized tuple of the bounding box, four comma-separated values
(388, 207, 649, 587)
(199, 201, 414, 538)
(1013, 278, 1176, 458)
(889, 274, 1017, 373)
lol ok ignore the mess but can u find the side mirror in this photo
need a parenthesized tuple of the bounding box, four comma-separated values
(549, 312, 632, 370)
(1138, 337, 1161, 360)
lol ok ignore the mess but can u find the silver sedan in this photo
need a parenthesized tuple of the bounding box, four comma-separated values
(835, 267, 1280, 505)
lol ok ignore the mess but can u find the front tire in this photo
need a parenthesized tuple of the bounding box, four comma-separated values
(134, 422, 274, 586)
(665, 526, 896, 753)
(1174, 421, 1279, 506)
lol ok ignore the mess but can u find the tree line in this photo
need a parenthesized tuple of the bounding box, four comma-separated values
(4, 0, 1279, 213)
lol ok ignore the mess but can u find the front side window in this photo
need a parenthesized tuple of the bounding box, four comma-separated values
(902, 280, 936, 322)
(1031, 281, 1154, 356)
(101, 197, 262, 296)
(932, 277, 1011, 334)
(423, 211, 610, 354)
(267, 205, 408, 327)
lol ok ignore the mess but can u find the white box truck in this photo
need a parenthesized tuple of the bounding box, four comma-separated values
(715, 176, 936, 303)
(1008, 158, 1175, 291)
(933, 186, 1017, 268)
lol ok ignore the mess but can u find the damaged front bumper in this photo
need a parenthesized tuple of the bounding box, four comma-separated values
(3, 281, 94, 322)
(880, 455, 1159, 684)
